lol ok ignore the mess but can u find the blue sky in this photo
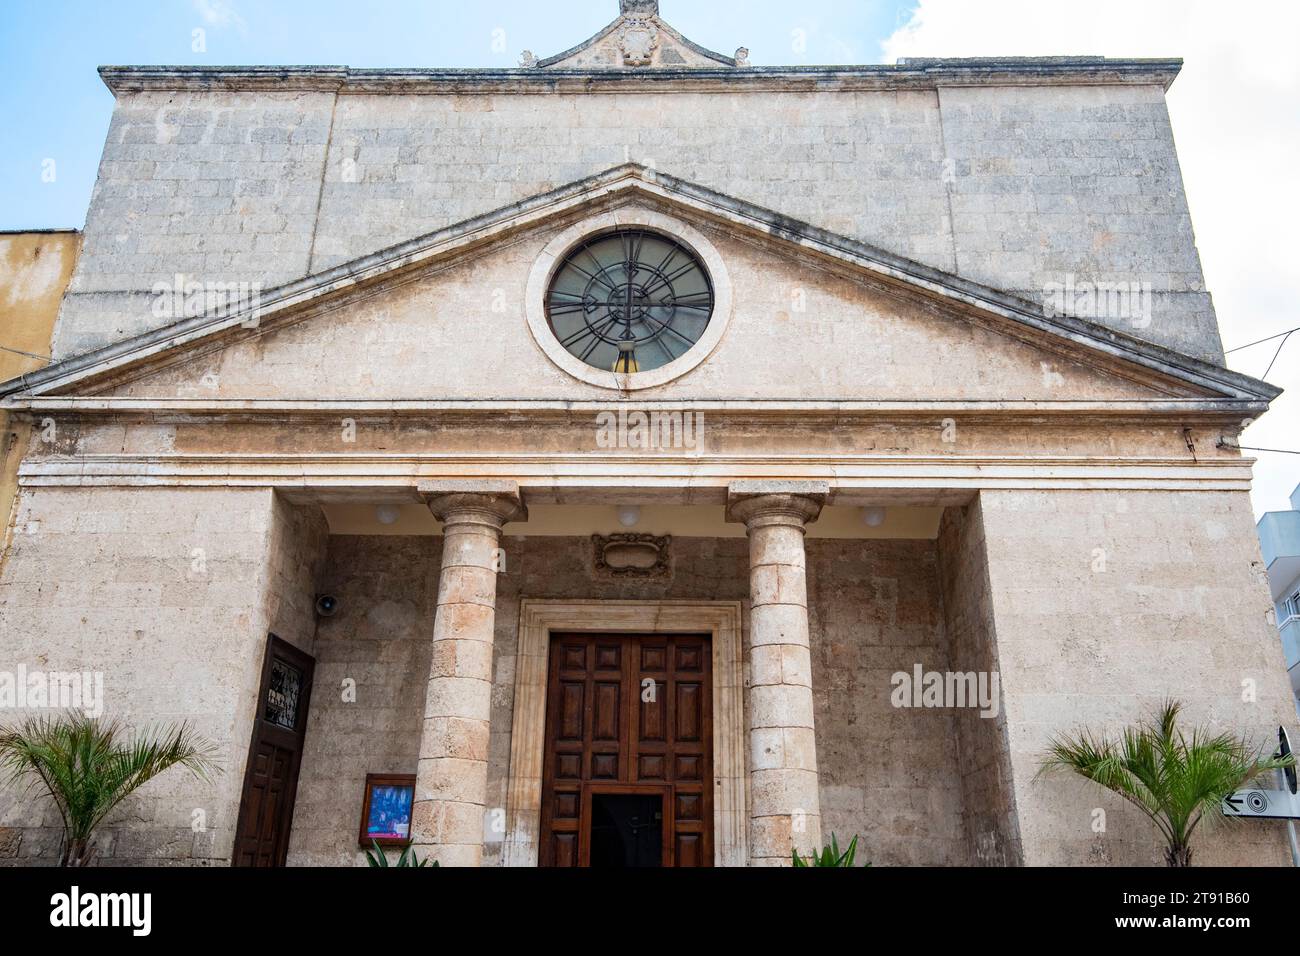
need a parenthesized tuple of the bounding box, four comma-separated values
(0, 0, 915, 229)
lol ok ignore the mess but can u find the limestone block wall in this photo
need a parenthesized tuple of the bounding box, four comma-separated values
(308, 89, 951, 272)
(807, 538, 967, 866)
(56, 90, 335, 354)
(102, 218, 1170, 406)
(936, 503, 1023, 865)
(287, 535, 439, 865)
(289, 532, 968, 866)
(981, 488, 1296, 866)
(0, 486, 326, 865)
(58, 78, 1220, 361)
(12, 490, 1282, 867)
(263, 494, 330, 655)
(936, 85, 1213, 360)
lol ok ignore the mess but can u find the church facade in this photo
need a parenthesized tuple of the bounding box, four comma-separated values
(0, 1, 1293, 867)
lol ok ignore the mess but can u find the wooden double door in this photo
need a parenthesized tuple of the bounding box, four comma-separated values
(539, 633, 713, 867)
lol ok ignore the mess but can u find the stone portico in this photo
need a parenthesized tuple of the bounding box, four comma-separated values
(0, 3, 1295, 867)
(0, 413, 1291, 867)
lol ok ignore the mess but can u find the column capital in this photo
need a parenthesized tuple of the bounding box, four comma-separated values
(418, 480, 528, 527)
(725, 481, 827, 529)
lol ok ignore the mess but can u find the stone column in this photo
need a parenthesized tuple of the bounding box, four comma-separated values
(410, 481, 525, 866)
(726, 481, 827, 865)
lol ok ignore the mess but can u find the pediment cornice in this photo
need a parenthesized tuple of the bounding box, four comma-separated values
(0, 163, 1276, 407)
(97, 58, 1183, 95)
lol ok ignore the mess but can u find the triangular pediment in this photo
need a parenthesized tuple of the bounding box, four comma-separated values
(0, 164, 1276, 409)
(529, 2, 738, 71)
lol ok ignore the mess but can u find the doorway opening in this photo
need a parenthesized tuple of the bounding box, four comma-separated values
(590, 792, 664, 867)
(538, 632, 712, 867)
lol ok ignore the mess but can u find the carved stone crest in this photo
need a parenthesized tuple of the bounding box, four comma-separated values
(618, 16, 660, 67)
(592, 533, 672, 578)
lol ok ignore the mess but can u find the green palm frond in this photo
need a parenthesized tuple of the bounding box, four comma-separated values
(1037, 700, 1291, 866)
(792, 832, 866, 867)
(0, 713, 218, 866)
(366, 840, 436, 867)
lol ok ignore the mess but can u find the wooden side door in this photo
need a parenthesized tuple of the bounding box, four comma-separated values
(232, 635, 315, 867)
(539, 633, 712, 867)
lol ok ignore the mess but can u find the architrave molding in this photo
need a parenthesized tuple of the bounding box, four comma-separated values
(15, 452, 1257, 495)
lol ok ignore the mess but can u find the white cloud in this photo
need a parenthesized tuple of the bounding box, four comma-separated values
(193, 0, 248, 34)
(882, 0, 1300, 517)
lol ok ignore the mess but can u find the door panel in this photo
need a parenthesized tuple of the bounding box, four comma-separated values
(539, 633, 712, 867)
(232, 635, 314, 867)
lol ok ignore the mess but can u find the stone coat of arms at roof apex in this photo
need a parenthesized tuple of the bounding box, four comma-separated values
(532, 0, 739, 69)
(619, 15, 660, 67)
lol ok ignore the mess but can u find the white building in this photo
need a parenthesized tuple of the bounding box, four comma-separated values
(1259, 484, 1300, 711)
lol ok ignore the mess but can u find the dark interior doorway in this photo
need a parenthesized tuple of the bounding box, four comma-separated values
(590, 792, 663, 867)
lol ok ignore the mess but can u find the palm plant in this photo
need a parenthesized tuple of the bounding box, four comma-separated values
(365, 840, 437, 867)
(792, 832, 867, 867)
(0, 713, 218, 866)
(1037, 700, 1292, 867)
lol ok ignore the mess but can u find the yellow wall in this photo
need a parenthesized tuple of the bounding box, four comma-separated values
(0, 231, 81, 552)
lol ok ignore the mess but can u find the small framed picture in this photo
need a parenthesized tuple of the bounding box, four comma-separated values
(358, 773, 416, 847)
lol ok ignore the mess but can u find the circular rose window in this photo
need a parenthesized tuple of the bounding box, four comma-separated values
(545, 229, 714, 374)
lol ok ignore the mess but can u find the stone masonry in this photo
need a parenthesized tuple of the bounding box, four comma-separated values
(0, 486, 326, 864)
(411, 485, 524, 867)
(62, 58, 1218, 361)
(727, 485, 826, 864)
(0, 3, 1288, 872)
(289, 532, 968, 867)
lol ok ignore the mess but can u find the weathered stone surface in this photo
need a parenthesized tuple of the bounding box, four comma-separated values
(87, 210, 1186, 406)
(282, 532, 975, 866)
(731, 492, 825, 862)
(0, 39, 1278, 869)
(410, 490, 519, 865)
(0, 827, 20, 858)
(6, 493, 1273, 868)
(937, 502, 1023, 866)
(0, 487, 327, 865)
(284, 535, 432, 867)
(53, 61, 1223, 362)
(978, 488, 1296, 866)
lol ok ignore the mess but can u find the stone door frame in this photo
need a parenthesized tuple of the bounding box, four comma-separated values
(502, 599, 746, 867)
